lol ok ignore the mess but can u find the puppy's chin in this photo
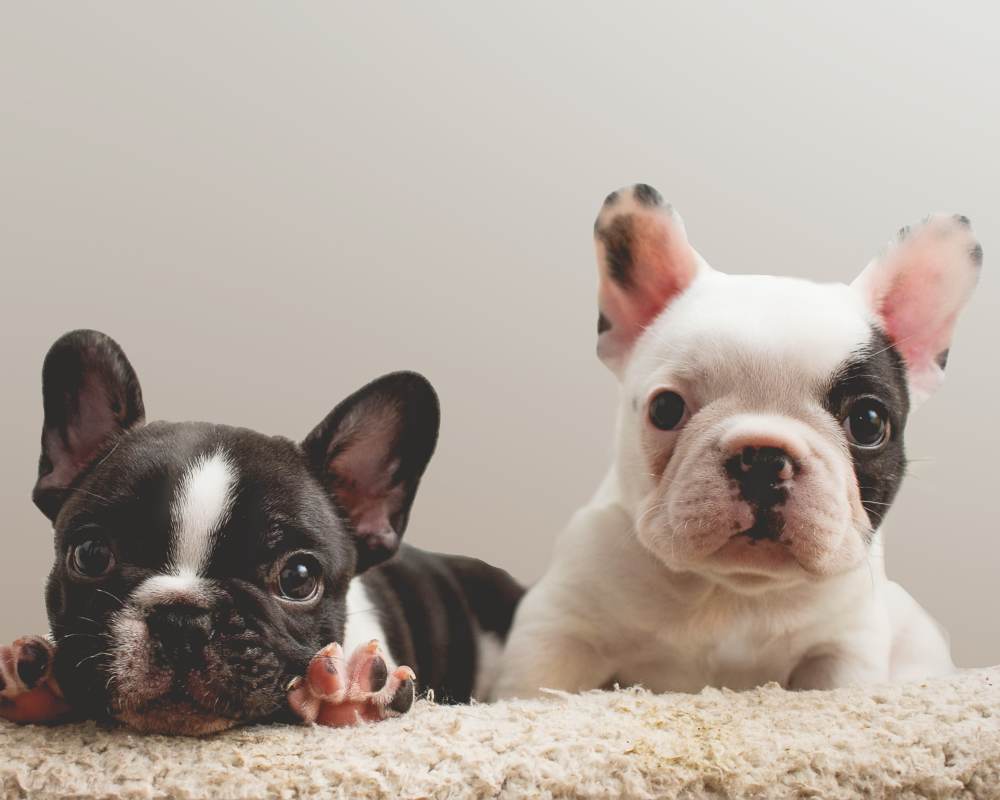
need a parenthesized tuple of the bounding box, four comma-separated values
(109, 672, 255, 735)
(635, 502, 871, 587)
(115, 701, 238, 737)
(108, 665, 280, 735)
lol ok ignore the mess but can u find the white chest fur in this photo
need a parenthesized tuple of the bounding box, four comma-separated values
(493, 495, 953, 699)
(343, 579, 396, 671)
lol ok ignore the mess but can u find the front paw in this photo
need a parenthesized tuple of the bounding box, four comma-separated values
(287, 640, 416, 727)
(0, 635, 71, 724)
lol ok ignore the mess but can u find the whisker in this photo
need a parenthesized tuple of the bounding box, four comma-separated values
(96, 588, 126, 607)
(65, 487, 113, 505)
(75, 651, 112, 669)
(58, 632, 104, 642)
(94, 439, 123, 469)
(868, 329, 922, 360)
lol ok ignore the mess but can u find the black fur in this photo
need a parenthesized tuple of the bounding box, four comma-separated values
(971, 242, 984, 268)
(363, 547, 521, 703)
(34, 330, 523, 729)
(632, 183, 663, 207)
(596, 215, 636, 289)
(824, 328, 910, 531)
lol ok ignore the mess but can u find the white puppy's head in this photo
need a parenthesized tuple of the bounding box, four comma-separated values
(595, 185, 981, 590)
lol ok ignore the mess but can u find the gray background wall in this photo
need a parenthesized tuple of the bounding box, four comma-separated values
(1, 2, 997, 666)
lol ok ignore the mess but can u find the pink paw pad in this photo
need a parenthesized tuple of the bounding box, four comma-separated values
(287, 640, 416, 727)
(0, 635, 70, 724)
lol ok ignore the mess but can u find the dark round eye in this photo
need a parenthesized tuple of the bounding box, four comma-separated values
(70, 538, 115, 578)
(277, 554, 323, 602)
(843, 398, 890, 448)
(649, 391, 687, 431)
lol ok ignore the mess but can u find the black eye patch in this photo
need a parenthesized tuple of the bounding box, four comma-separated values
(824, 328, 911, 532)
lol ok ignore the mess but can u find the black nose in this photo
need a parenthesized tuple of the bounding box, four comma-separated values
(726, 446, 793, 507)
(146, 603, 211, 669)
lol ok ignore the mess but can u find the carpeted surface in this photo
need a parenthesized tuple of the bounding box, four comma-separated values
(1, 668, 998, 799)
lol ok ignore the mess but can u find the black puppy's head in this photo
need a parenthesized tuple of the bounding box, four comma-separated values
(33, 330, 438, 735)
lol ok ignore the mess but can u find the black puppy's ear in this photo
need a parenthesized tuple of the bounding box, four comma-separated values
(34, 330, 145, 520)
(302, 372, 439, 573)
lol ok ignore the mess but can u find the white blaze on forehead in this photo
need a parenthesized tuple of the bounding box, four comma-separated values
(168, 450, 237, 576)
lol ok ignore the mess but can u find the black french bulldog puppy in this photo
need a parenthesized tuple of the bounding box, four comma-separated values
(0, 330, 522, 734)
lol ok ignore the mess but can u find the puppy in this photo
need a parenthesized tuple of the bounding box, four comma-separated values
(0, 330, 521, 734)
(495, 184, 981, 698)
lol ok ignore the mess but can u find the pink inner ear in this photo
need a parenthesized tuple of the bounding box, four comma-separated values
(619, 215, 696, 328)
(875, 253, 957, 374)
(326, 406, 405, 539)
(857, 217, 980, 399)
(597, 212, 699, 362)
(36, 378, 128, 494)
(332, 475, 405, 538)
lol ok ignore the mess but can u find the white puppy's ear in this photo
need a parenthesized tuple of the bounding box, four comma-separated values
(852, 214, 982, 404)
(593, 184, 702, 374)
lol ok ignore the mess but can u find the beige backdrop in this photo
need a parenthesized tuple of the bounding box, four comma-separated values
(1, 3, 997, 667)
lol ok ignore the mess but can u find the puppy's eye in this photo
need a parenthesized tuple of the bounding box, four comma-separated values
(276, 553, 323, 602)
(69, 538, 116, 579)
(843, 398, 890, 448)
(648, 391, 687, 431)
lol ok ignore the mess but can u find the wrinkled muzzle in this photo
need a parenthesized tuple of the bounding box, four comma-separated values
(106, 577, 287, 735)
(636, 411, 871, 579)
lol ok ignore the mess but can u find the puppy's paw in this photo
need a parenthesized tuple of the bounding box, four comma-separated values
(287, 640, 416, 727)
(0, 636, 71, 724)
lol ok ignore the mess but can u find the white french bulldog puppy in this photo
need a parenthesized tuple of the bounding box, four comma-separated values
(495, 184, 982, 697)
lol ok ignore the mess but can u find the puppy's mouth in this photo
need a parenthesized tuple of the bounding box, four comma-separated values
(710, 516, 798, 574)
(734, 508, 786, 544)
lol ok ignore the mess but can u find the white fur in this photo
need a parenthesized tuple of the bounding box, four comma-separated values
(495, 487, 950, 698)
(473, 632, 504, 701)
(122, 451, 234, 621)
(345, 579, 395, 670)
(495, 259, 955, 700)
(131, 573, 214, 607)
(168, 450, 236, 577)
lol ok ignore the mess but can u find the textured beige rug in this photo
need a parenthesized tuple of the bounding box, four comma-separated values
(1, 667, 998, 799)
